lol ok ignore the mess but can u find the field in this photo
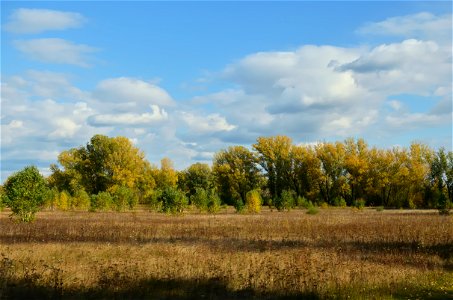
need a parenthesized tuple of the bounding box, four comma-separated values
(1, 208, 452, 299)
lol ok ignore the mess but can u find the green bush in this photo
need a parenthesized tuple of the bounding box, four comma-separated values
(72, 189, 91, 210)
(245, 189, 262, 213)
(376, 206, 384, 212)
(306, 206, 320, 215)
(233, 198, 244, 213)
(159, 187, 188, 214)
(112, 186, 138, 211)
(353, 198, 366, 209)
(296, 196, 313, 209)
(190, 188, 209, 211)
(0, 186, 5, 212)
(206, 191, 221, 213)
(274, 190, 295, 211)
(2, 166, 49, 222)
(90, 192, 113, 211)
(333, 197, 347, 208)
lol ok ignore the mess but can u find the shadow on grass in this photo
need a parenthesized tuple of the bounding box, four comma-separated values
(2, 277, 319, 300)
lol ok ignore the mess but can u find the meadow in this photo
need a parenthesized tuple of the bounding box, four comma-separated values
(1, 207, 452, 299)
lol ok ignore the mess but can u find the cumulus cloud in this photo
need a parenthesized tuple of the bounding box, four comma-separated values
(179, 112, 236, 133)
(4, 8, 86, 34)
(89, 105, 168, 126)
(94, 77, 174, 107)
(14, 38, 98, 67)
(357, 12, 452, 42)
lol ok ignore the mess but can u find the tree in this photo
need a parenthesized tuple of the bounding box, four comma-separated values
(245, 189, 262, 213)
(159, 186, 188, 214)
(430, 148, 453, 214)
(154, 158, 178, 189)
(253, 136, 293, 199)
(180, 163, 212, 196)
(315, 142, 348, 205)
(49, 135, 155, 201)
(213, 146, 262, 205)
(3, 166, 49, 222)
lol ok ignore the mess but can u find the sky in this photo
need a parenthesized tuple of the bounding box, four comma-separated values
(1, 1, 452, 182)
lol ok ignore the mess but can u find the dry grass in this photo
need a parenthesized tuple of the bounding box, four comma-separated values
(1, 207, 452, 299)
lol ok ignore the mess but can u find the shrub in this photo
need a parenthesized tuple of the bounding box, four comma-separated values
(57, 190, 70, 211)
(353, 198, 366, 209)
(206, 191, 221, 213)
(90, 192, 113, 211)
(190, 188, 209, 211)
(332, 197, 347, 208)
(159, 187, 188, 214)
(376, 206, 384, 212)
(320, 202, 329, 209)
(306, 206, 320, 215)
(438, 193, 451, 215)
(2, 166, 49, 222)
(72, 189, 91, 210)
(112, 186, 138, 211)
(233, 198, 244, 213)
(43, 188, 59, 210)
(245, 189, 262, 213)
(274, 190, 295, 211)
(296, 196, 313, 209)
(0, 186, 5, 212)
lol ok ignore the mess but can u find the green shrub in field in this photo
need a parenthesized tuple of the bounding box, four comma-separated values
(233, 197, 245, 213)
(71, 189, 91, 210)
(376, 206, 384, 212)
(90, 192, 113, 211)
(333, 197, 347, 208)
(296, 196, 313, 209)
(0, 186, 5, 212)
(245, 189, 262, 213)
(320, 202, 329, 209)
(353, 198, 366, 209)
(2, 166, 49, 222)
(112, 186, 138, 211)
(159, 187, 188, 214)
(274, 190, 295, 211)
(190, 187, 209, 211)
(306, 205, 320, 215)
(44, 187, 59, 210)
(206, 191, 221, 213)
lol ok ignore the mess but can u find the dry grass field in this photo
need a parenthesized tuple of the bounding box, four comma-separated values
(1, 207, 452, 299)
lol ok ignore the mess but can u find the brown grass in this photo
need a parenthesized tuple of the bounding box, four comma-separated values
(1, 207, 452, 299)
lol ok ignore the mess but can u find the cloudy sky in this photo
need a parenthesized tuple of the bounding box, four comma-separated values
(1, 1, 452, 181)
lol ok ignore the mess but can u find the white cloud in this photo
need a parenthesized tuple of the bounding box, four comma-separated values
(357, 12, 452, 42)
(94, 77, 174, 107)
(4, 8, 86, 34)
(14, 38, 98, 67)
(89, 105, 168, 126)
(179, 111, 236, 134)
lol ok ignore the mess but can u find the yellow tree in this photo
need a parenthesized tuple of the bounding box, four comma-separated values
(154, 157, 178, 189)
(315, 142, 348, 205)
(291, 144, 322, 202)
(253, 136, 293, 199)
(344, 138, 369, 204)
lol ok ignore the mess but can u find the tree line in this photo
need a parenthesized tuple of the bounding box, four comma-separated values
(1, 134, 452, 221)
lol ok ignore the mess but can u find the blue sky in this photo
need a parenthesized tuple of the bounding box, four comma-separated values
(1, 1, 452, 181)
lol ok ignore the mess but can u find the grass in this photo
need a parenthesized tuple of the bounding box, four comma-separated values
(1, 207, 452, 299)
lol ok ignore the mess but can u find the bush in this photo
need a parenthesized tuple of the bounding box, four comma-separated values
(57, 190, 70, 211)
(233, 198, 244, 213)
(274, 190, 295, 211)
(437, 193, 451, 215)
(353, 198, 366, 209)
(296, 196, 313, 209)
(206, 191, 221, 213)
(190, 188, 209, 211)
(72, 189, 91, 210)
(159, 187, 188, 214)
(376, 206, 384, 212)
(0, 186, 5, 212)
(245, 189, 262, 213)
(306, 206, 320, 215)
(332, 197, 347, 208)
(112, 186, 138, 211)
(2, 166, 49, 222)
(90, 192, 113, 211)
(320, 202, 329, 209)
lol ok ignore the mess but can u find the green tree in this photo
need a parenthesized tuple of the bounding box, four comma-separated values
(159, 186, 188, 214)
(430, 148, 453, 214)
(3, 166, 49, 222)
(213, 146, 262, 205)
(180, 163, 212, 196)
